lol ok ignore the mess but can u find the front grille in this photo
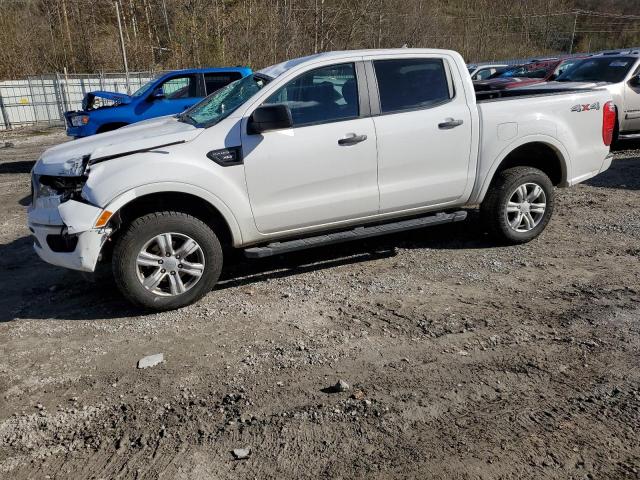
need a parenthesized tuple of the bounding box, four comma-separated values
(46, 234, 78, 253)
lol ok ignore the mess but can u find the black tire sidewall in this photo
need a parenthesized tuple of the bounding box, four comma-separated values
(113, 212, 223, 310)
(485, 168, 554, 244)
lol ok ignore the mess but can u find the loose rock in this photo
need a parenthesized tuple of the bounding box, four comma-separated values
(232, 447, 251, 460)
(137, 353, 164, 369)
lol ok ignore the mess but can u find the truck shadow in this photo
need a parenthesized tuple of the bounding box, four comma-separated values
(585, 155, 640, 191)
(0, 160, 35, 174)
(0, 218, 493, 322)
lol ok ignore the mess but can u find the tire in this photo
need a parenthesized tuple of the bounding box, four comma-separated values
(112, 211, 223, 310)
(481, 166, 554, 244)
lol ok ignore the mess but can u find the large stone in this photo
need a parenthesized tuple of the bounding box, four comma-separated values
(137, 353, 164, 369)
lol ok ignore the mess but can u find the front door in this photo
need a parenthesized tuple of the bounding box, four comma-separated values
(242, 62, 379, 234)
(367, 56, 473, 213)
(135, 74, 201, 119)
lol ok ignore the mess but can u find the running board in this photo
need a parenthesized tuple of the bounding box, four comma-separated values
(244, 210, 467, 259)
(618, 132, 640, 140)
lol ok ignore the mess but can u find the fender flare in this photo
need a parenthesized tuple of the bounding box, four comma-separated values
(103, 182, 244, 246)
(471, 134, 572, 204)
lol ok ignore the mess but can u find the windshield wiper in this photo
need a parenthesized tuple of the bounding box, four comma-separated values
(177, 112, 197, 126)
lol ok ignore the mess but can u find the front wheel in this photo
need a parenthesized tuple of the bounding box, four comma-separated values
(112, 211, 223, 310)
(481, 166, 554, 244)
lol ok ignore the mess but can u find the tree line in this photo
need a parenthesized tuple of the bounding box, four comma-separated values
(0, 0, 638, 79)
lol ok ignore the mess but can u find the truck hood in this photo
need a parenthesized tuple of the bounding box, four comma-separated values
(34, 115, 201, 176)
(82, 91, 132, 110)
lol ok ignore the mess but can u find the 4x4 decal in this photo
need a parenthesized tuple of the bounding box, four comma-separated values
(571, 102, 600, 112)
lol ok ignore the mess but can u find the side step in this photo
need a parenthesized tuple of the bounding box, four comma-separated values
(618, 132, 640, 140)
(244, 210, 467, 259)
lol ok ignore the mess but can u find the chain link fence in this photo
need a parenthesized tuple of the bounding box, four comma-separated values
(0, 72, 161, 130)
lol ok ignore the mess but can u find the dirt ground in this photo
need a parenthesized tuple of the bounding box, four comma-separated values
(0, 127, 638, 479)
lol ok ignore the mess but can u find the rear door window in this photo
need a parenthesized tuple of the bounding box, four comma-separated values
(204, 72, 243, 95)
(373, 58, 451, 114)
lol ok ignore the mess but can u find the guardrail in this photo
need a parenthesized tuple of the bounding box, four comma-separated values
(0, 72, 160, 130)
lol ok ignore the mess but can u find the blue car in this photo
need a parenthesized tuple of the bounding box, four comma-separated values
(64, 67, 252, 138)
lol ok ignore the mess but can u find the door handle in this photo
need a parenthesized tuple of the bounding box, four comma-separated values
(338, 133, 368, 146)
(438, 118, 464, 129)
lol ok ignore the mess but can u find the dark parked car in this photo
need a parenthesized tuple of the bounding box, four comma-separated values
(473, 57, 585, 91)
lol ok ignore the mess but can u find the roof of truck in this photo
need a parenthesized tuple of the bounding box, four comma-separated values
(259, 48, 460, 78)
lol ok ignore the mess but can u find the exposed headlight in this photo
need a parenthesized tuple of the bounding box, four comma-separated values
(70, 115, 89, 127)
(32, 174, 58, 200)
(60, 156, 88, 176)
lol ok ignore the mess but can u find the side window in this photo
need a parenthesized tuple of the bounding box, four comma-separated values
(263, 63, 359, 127)
(205, 72, 242, 95)
(373, 58, 451, 114)
(474, 68, 493, 81)
(161, 76, 197, 99)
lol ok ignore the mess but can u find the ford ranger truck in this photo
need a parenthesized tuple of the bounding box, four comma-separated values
(64, 67, 252, 138)
(29, 49, 615, 310)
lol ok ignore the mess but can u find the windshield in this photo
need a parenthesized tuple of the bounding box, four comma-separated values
(494, 63, 553, 79)
(179, 74, 269, 127)
(131, 75, 162, 97)
(556, 57, 636, 83)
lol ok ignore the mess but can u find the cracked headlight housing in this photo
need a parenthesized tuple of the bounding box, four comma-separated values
(59, 156, 89, 176)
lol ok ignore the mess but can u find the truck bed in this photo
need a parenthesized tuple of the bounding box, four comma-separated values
(476, 86, 598, 102)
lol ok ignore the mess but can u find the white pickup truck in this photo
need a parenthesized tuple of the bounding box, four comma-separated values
(29, 48, 615, 310)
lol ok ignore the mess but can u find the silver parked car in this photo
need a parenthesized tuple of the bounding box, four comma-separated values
(514, 53, 640, 141)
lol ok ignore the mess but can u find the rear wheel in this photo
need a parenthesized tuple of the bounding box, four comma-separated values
(481, 166, 554, 244)
(112, 211, 223, 310)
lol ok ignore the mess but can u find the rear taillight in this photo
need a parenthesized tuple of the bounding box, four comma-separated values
(602, 101, 616, 146)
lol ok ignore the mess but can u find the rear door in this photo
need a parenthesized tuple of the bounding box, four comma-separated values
(366, 55, 473, 213)
(242, 61, 379, 234)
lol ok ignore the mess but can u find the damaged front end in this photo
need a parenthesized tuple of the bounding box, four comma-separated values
(28, 156, 114, 272)
(65, 91, 132, 137)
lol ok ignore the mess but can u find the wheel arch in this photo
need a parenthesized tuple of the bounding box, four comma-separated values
(473, 136, 570, 204)
(103, 183, 243, 248)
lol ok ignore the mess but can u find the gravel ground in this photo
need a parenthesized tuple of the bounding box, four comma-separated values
(0, 127, 639, 479)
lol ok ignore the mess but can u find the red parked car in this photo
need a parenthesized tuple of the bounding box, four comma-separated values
(474, 57, 585, 91)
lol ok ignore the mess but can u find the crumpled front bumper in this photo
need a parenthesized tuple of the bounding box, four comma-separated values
(28, 199, 109, 273)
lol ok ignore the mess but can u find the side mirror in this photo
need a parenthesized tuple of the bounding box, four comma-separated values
(151, 88, 164, 100)
(630, 75, 640, 87)
(248, 104, 293, 134)
(548, 74, 558, 81)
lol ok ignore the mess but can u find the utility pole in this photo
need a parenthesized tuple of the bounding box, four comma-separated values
(115, 1, 131, 94)
(161, 0, 172, 43)
(569, 10, 579, 54)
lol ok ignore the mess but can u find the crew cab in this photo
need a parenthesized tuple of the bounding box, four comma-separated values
(473, 57, 584, 91)
(64, 67, 252, 138)
(29, 49, 614, 310)
(511, 53, 640, 142)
